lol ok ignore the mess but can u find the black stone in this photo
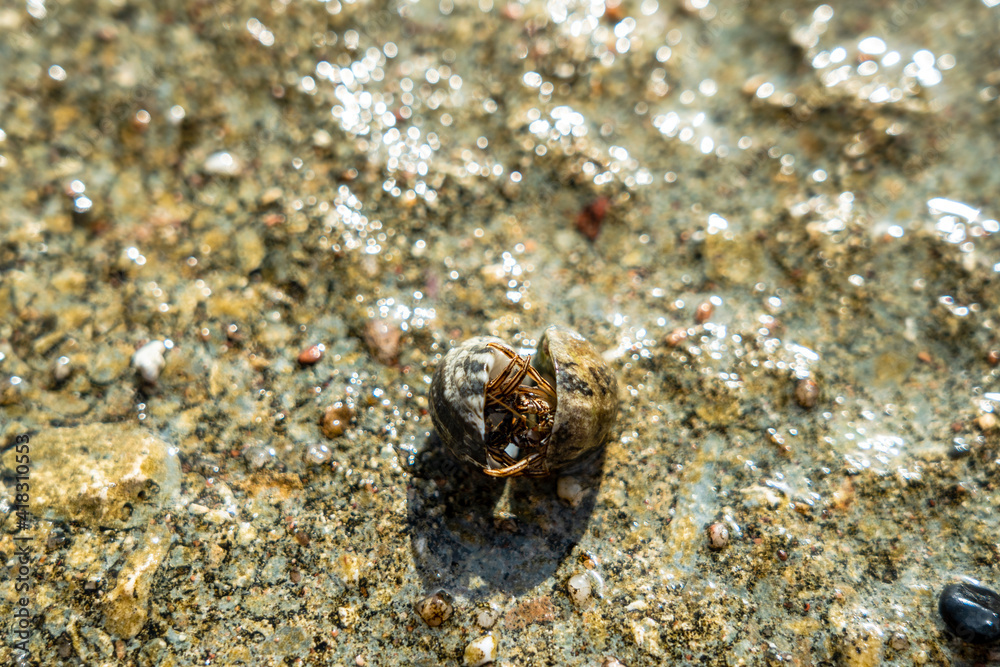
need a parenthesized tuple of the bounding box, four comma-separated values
(947, 441, 971, 459)
(938, 581, 1000, 645)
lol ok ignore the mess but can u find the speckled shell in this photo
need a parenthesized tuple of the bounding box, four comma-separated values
(428, 327, 618, 476)
(428, 336, 507, 469)
(533, 325, 619, 472)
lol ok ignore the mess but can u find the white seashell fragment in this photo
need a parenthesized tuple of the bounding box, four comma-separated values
(567, 573, 593, 605)
(133, 340, 168, 383)
(464, 633, 498, 666)
(204, 151, 241, 175)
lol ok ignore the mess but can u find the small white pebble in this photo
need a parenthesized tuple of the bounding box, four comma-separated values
(557, 476, 586, 507)
(977, 413, 998, 431)
(204, 151, 241, 175)
(707, 522, 730, 550)
(133, 340, 167, 383)
(476, 607, 501, 629)
(53, 356, 72, 381)
(464, 633, 497, 667)
(237, 522, 257, 545)
(204, 509, 233, 524)
(188, 503, 209, 515)
(313, 129, 333, 147)
(567, 573, 593, 605)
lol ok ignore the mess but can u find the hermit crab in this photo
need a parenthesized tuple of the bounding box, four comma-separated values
(429, 326, 618, 478)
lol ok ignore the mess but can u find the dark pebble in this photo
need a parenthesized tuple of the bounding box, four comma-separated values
(321, 404, 354, 439)
(947, 440, 971, 459)
(794, 378, 820, 409)
(46, 530, 69, 551)
(575, 196, 610, 241)
(938, 581, 1000, 645)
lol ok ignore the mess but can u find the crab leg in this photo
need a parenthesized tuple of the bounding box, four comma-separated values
(485, 343, 531, 400)
(482, 452, 546, 477)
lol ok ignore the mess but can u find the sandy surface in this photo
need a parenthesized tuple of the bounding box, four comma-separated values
(1, 0, 1000, 664)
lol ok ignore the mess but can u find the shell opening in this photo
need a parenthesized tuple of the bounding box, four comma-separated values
(487, 347, 514, 382)
(481, 343, 557, 477)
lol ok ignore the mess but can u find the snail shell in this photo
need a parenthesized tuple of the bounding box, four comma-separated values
(429, 325, 618, 477)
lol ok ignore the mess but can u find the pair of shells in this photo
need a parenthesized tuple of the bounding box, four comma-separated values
(429, 326, 618, 477)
